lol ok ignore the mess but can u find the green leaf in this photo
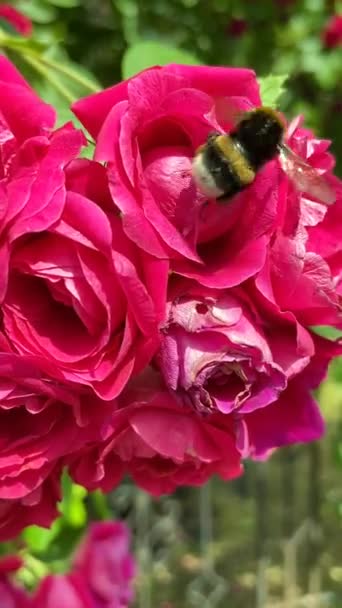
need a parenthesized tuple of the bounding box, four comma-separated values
(258, 74, 288, 108)
(310, 326, 342, 340)
(122, 40, 202, 79)
(23, 520, 61, 554)
(15, 0, 57, 23)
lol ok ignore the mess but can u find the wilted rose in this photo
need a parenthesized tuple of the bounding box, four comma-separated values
(158, 281, 314, 415)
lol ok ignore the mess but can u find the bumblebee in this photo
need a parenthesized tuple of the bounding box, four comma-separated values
(192, 105, 335, 205)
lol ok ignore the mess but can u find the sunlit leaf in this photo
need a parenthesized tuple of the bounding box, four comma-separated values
(23, 520, 61, 554)
(258, 74, 288, 108)
(59, 473, 87, 528)
(311, 326, 342, 340)
(15, 0, 56, 24)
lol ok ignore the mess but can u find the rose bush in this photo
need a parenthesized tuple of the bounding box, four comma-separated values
(0, 55, 341, 536)
(0, 56, 167, 537)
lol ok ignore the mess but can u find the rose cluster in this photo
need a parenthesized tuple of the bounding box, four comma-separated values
(0, 521, 135, 607)
(0, 55, 341, 539)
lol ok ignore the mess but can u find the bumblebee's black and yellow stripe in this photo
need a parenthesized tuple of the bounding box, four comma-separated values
(192, 107, 285, 201)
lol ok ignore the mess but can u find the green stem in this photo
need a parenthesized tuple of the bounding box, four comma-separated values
(29, 51, 100, 94)
(21, 53, 76, 104)
(0, 31, 100, 95)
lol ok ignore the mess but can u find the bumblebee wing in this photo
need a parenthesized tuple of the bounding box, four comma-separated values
(279, 144, 336, 206)
(210, 96, 256, 130)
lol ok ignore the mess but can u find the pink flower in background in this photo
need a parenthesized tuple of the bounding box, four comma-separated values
(72, 521, 136, 608)
(69, 369, 242, 496)
(158, 281, 314, 415)
(33, 576, 94, 608)
(226, 18, 248, 37)
(0, 4, 32, 36)
(32, 521, 136, 608)
(321, 15, 342, 49)
(0, 555, 31, 607)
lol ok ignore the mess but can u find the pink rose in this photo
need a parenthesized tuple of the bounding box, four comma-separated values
(32, 576, 94, 608)
(321, 14, 342, 49)
(73, 64, 340, 320)
(0, 5, 32, 36)
(157, 281, 314, 415)
(32, 521, 135, 608)
(306, 174, 342, 299)
(0, 56, 55, 163)
(240, 333, 341, 457)
(0, 471, 61, 541)
(0, 58, 167, 399)
(69, 369, 242, 496)
(73, 64, 269, 287)
(0, 555, 31, 607)
(0, 351, 114, 539)
(72, 521, 136, 608)
(253, 117, 342, 326)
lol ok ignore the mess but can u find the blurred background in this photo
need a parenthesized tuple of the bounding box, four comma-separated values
(0, 0, 341, 606)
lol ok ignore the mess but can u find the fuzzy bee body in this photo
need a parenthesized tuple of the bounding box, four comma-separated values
(193, 107, 285, 200)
